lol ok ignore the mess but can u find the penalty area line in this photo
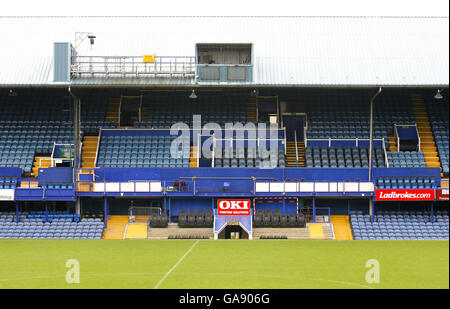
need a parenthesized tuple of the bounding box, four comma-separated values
(153, 239, 200, 289)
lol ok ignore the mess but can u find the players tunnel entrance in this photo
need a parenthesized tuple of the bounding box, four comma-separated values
(218, 224, 249, 239)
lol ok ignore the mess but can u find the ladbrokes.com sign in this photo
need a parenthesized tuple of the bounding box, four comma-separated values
(375, 189, 435, 201)
(217, 199, 251, 216)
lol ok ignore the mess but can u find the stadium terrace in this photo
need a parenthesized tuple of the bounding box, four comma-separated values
(0, 16, 448, 242)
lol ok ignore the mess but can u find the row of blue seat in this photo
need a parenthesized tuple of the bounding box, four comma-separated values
(41, 183, 74, 190)
(351, 210, 449, 240)
(306, 93, 416, 139)
(377, 176, 437, 189)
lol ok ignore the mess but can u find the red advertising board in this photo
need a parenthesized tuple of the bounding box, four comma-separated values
(375, 189, 435, 201)
(436, 189, 449, 201)
(217, 199, 251, 216)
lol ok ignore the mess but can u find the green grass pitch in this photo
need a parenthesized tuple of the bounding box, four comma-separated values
(0, 240, 448, 289)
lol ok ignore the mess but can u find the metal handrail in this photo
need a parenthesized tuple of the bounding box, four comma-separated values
(382, 137, 389, 168)
(196, 134, 200, 167)
(71, 55, 196, 77)
(294, 130, 299, 167)
(211, 135, 215, 167)
(394, 124, 400, 152)
(415, 122, 421, 151)
(197, 63, 252, 67)
(94, 128, 102, 168)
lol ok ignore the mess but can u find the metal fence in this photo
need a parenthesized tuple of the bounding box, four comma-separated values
(71, 55, 195, 78)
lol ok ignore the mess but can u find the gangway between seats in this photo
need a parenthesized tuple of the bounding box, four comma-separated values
(124, 223, 148, 239)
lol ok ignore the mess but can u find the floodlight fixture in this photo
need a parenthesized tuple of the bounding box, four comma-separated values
(434, 89, 443, 100)
(189, 89, 198, 99)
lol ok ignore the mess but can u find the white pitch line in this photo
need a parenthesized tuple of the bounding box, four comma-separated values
(153, 240, 200, 289)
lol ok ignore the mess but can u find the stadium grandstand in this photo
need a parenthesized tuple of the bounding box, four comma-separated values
(0, 16, 448, 241)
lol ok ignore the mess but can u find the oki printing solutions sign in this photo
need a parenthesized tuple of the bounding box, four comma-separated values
(375, 189, 435, 201)
(217, 199, 251, 216)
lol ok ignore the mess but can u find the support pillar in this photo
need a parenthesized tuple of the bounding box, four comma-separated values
(163, 197, 167, 216)
(104, 197, 108, 228)
(15, 202, 19, 223)
(163, 197, 167, 221)
(372, 200, 375, 223)
(430, 202, 434, 224)
(68, 87, 81, 185)
(369, 198, 374, 223)
(76, 199, 81, 217)
(312, 196, 316, 223)
(45, 201, 49, 222)
(368, 87, 382, 182)
(168, 198, 171, 224)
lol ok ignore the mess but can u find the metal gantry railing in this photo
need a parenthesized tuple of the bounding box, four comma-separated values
(382, 137, 389, 168)
(415, 122, 421, 152)
(394, 124, 400, 152)
(70, 55, 196, 78)
(294, 130, 299, 167)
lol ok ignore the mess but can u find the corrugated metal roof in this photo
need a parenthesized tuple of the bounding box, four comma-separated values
(0, 16, 448, 87)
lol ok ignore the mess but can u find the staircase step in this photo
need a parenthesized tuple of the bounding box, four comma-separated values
(421, 137, 435, 143)
(19, 180, 39, 188)
(330, 215, 353, 240)
(426, 162, 442, 168)
(423, 151, 438, 157)
(125, 224, 148, 239)
(80, 134, 99, 169)
(424, 157, 440, 163)
(410, 94, 442, 170)
(31, 156, 53, 177)
(421, 146, 437, 152)
(106, 98, 121, 125)
(419, 133, 434, 138)
(82, 151, 97, 156)
(81, 163, 96, 168)
(189, 146, 199, 168)
(421, 141, 436, 147)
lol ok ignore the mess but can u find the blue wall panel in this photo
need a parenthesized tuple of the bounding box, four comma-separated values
(38, 167, 73, 184)
(397, 126, 418, 141)
(0, 167, 22, 178)
(315, 199, 350, 215)
(349, 199, 370, 214)
(254, 198, 298, 214)
(95, 169, 161, 182)
(94, 167, 374, 183)
(169, 197, 213, 216)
